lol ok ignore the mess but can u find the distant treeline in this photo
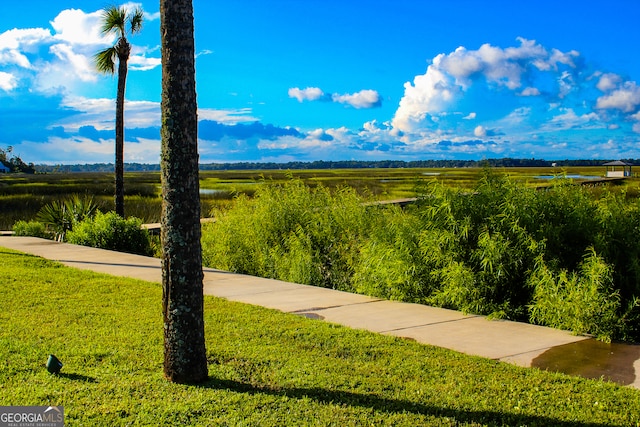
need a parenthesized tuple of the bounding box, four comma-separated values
(34, 158, 639, 173)
(1, 146, 36, 174)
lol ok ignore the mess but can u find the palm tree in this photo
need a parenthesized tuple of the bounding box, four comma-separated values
(160, 0, 208, 383)
(94, 6, 144, 217)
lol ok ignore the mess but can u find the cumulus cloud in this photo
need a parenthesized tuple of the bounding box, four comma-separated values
(49, 43, 97, 81)
(474, 125, 487, 138)
(392, 65, 457, 131)
(0, 71, 17, 91)
(473, 125, 502, 138)
(546, 108, 601, 130)
(520, 87, 540, 96)
(288, 87, 325, 102)
(0, 28, 52, 68)
(50, 8, 109, 46)
(128, 53, 161, 71)
(0, 5, 161, 95)
(596, 81, 640, 112)
(289, 86, 381, 109)
(596, 73, 623, 92)
(391, 37, 581, 133)
(332, 89, 381, 109)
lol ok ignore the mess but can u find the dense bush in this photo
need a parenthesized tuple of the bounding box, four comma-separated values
(12, 220, 51, 239)
(202, 179, 377, 290)
(200, 172, 640, 342)
(66, 211, 153, 256)
(528, 248, 621, 341)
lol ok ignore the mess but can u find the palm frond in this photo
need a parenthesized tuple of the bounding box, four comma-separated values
(94, 47, 117, 74)
(100, 5, 127, 37)
(129, 7, 144, 34)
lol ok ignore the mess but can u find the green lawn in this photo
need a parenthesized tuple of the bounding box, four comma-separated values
(1, 248, 639, 426)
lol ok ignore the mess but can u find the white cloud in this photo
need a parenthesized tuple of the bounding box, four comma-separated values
(0, 7, 160, 94)
(0, 71, 17, 91)
(391, 38, 580, 133)
(50, 8, 110, 46)
(56, 96, 161, 131)
(0, 28, 52, 68)
(548, 48, 579, 69)
(289, 86, 381, 109)
(471, 125, 502, 138)
(596, 81, 640, 112)
(16, 135, 161, 164)
(596, 73, 622, 92)
(128, 54, 161, 71)
(547, 108, 600, 129)
(520, 87, 540, 96)
(17, 136, 115, 164)
(462, 112, 476, 120)
(331, 89, 381, 109)
(144, 11, 161, 21)
(198, 107, 257, 123)
(437, 38, 578, 90)
(55, 96, 121, 130)
(557, 70, 575, 99)
(361, 119, 392, 135)
(288, 87, 325, 102)
(391, 64, 457, 132)
(55, 95, 257, 132)
(49, 43, 96, 81)
(196, 49, 213, 58)
(474, 125, 487, 138)
(123, 137, 161, 162)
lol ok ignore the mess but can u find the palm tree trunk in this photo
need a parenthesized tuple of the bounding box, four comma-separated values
(160, 0, 208, 384)
(115, 44, 129, 218)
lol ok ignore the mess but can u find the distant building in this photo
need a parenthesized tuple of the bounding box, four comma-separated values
(603, 160, 632, 178)
(0, 163, 9, 173)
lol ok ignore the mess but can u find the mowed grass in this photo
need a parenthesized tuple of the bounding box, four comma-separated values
(1, 248, 639, 426)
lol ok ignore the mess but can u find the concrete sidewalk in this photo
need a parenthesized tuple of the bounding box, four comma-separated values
(1, 236, 639, 389)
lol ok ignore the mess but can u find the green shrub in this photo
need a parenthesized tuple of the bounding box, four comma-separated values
(528, 248, 621, 341)
(202, 179, 376, 290)
(352, 208, 436, 302)
(409, 174, 543, 320)
(202, 171, 640, 341)
(11, 220, 50, 238)
(66, 211, 152, 256)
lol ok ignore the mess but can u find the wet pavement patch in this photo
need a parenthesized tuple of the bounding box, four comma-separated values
(532, 339, 640, 386)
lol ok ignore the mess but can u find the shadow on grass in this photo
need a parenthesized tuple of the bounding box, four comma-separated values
(56, 372, 98, 383)
(196, 377, 618, 427)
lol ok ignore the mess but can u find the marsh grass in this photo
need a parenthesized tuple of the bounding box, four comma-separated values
(0, 248, 639, 426)
(2, 167, 639, 230)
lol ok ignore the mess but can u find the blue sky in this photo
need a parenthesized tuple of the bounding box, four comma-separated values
(1, 0, 640, 164)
